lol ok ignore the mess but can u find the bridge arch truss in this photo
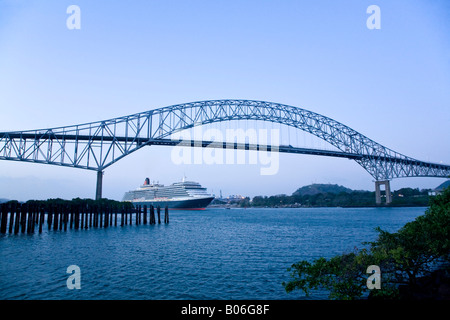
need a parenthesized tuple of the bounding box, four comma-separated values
(0, 99, 449, 200)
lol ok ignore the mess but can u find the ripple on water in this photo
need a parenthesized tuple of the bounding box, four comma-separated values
(0, 207, 425, 299)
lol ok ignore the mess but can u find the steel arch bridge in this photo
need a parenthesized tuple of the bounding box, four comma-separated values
(0, 99, 449, 203)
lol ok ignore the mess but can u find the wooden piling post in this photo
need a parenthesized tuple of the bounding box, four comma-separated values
(75, 206, 80, 230)
(25, 205, 30, 234)
(150, 205, 154, 225)
(54, 205, 59, 231)
(20, 204, 26, 233)
(59, 207, 63, 232)
(26, 205, 31, 233)
(98, 205, 101, 228)
(58, 206, 63, 231)
(29, 205, 34, 233)
(30, 205, 36, 233)
(52, 207, 58, 231)
(14, 205, 20, 234)
(96, 205, 100, 228)
(33, 206, 38, 226)
(91, 205, 94, 228)
(104, 206, 108, 228)
(20, 205, 25, 233)
(89, 205, 93, 228)
(129, 207, 132, 225)
(96, 206, 100, 228)
(80, 207, 85, 229)
(8, 205, 15, 234)
(0, 204, 4, 234)
(73, 206, 78, 230)
(165, 205, 169, 224)
(62, 206, 67, 231)
(29, 206, 34, 228)
(107, 207, 111, 226)
(69, 206, 73, 229)
(47, 206, 52, 231)
(143, 205, 147, 225)
(61, 206, 65, 231)
(135, 206, 139, 225)
(156, 206, 161, 225)
(98, 205, 102, 228)
(92, 205, 96, 228)
(53, 206, 57, 231)
(103, 206, 106, 228)
(157, 206, 161, 224)
(103, 206, 107, 228)
(38, 206, 44, 233)
(148, 205, 155, 225)
(84, 207, 88, 229)
(0, 204, 7, 234)
(66, 207, 70, 231)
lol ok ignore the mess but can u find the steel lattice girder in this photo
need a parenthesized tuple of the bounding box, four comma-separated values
(0, 99, 449, 180)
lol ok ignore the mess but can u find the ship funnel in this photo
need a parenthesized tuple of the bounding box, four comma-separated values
(144, 177, 150, 185)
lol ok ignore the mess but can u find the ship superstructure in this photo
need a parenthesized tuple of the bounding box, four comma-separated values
(123, 177, 214, 210)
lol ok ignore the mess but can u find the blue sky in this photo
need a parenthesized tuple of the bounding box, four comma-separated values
(0, 0, 449, 201)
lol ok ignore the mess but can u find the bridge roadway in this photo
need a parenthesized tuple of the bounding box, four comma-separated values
(3, 132, 447, 167)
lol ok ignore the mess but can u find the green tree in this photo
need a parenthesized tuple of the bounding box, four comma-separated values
(283, 187, 450, 299)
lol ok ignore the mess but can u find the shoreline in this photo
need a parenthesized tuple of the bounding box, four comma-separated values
(209, 204, 429, 209)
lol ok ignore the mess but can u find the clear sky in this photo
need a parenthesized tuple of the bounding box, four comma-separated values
(0, 0, 449, 201)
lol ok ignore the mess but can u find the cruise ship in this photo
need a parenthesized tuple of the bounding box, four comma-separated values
(122, 177, 215, 210)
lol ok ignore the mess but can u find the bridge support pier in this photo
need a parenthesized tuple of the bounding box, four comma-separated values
(96, 170, 103, 201)
(375, 180, 392, 205)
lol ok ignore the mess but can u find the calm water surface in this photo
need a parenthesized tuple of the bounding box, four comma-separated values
(0, 207, 425, 300)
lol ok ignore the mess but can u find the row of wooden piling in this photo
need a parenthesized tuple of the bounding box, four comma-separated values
(0, 203, 169, 234)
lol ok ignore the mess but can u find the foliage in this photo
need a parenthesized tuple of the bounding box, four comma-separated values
(4, 197, 133, 209)
(248, 184, 432, 207)
(283, 187, 450, 299)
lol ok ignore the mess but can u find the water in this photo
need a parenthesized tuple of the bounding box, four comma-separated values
(0, 207, 425, 300)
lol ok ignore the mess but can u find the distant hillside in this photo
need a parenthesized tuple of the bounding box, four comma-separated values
(0, 198, 9, 204)
(435, 180, 450, 192)
(292, 184, 353, 196)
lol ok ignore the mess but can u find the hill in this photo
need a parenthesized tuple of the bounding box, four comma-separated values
(435, 180, 450, 192)
(292, 184, 353, 196)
